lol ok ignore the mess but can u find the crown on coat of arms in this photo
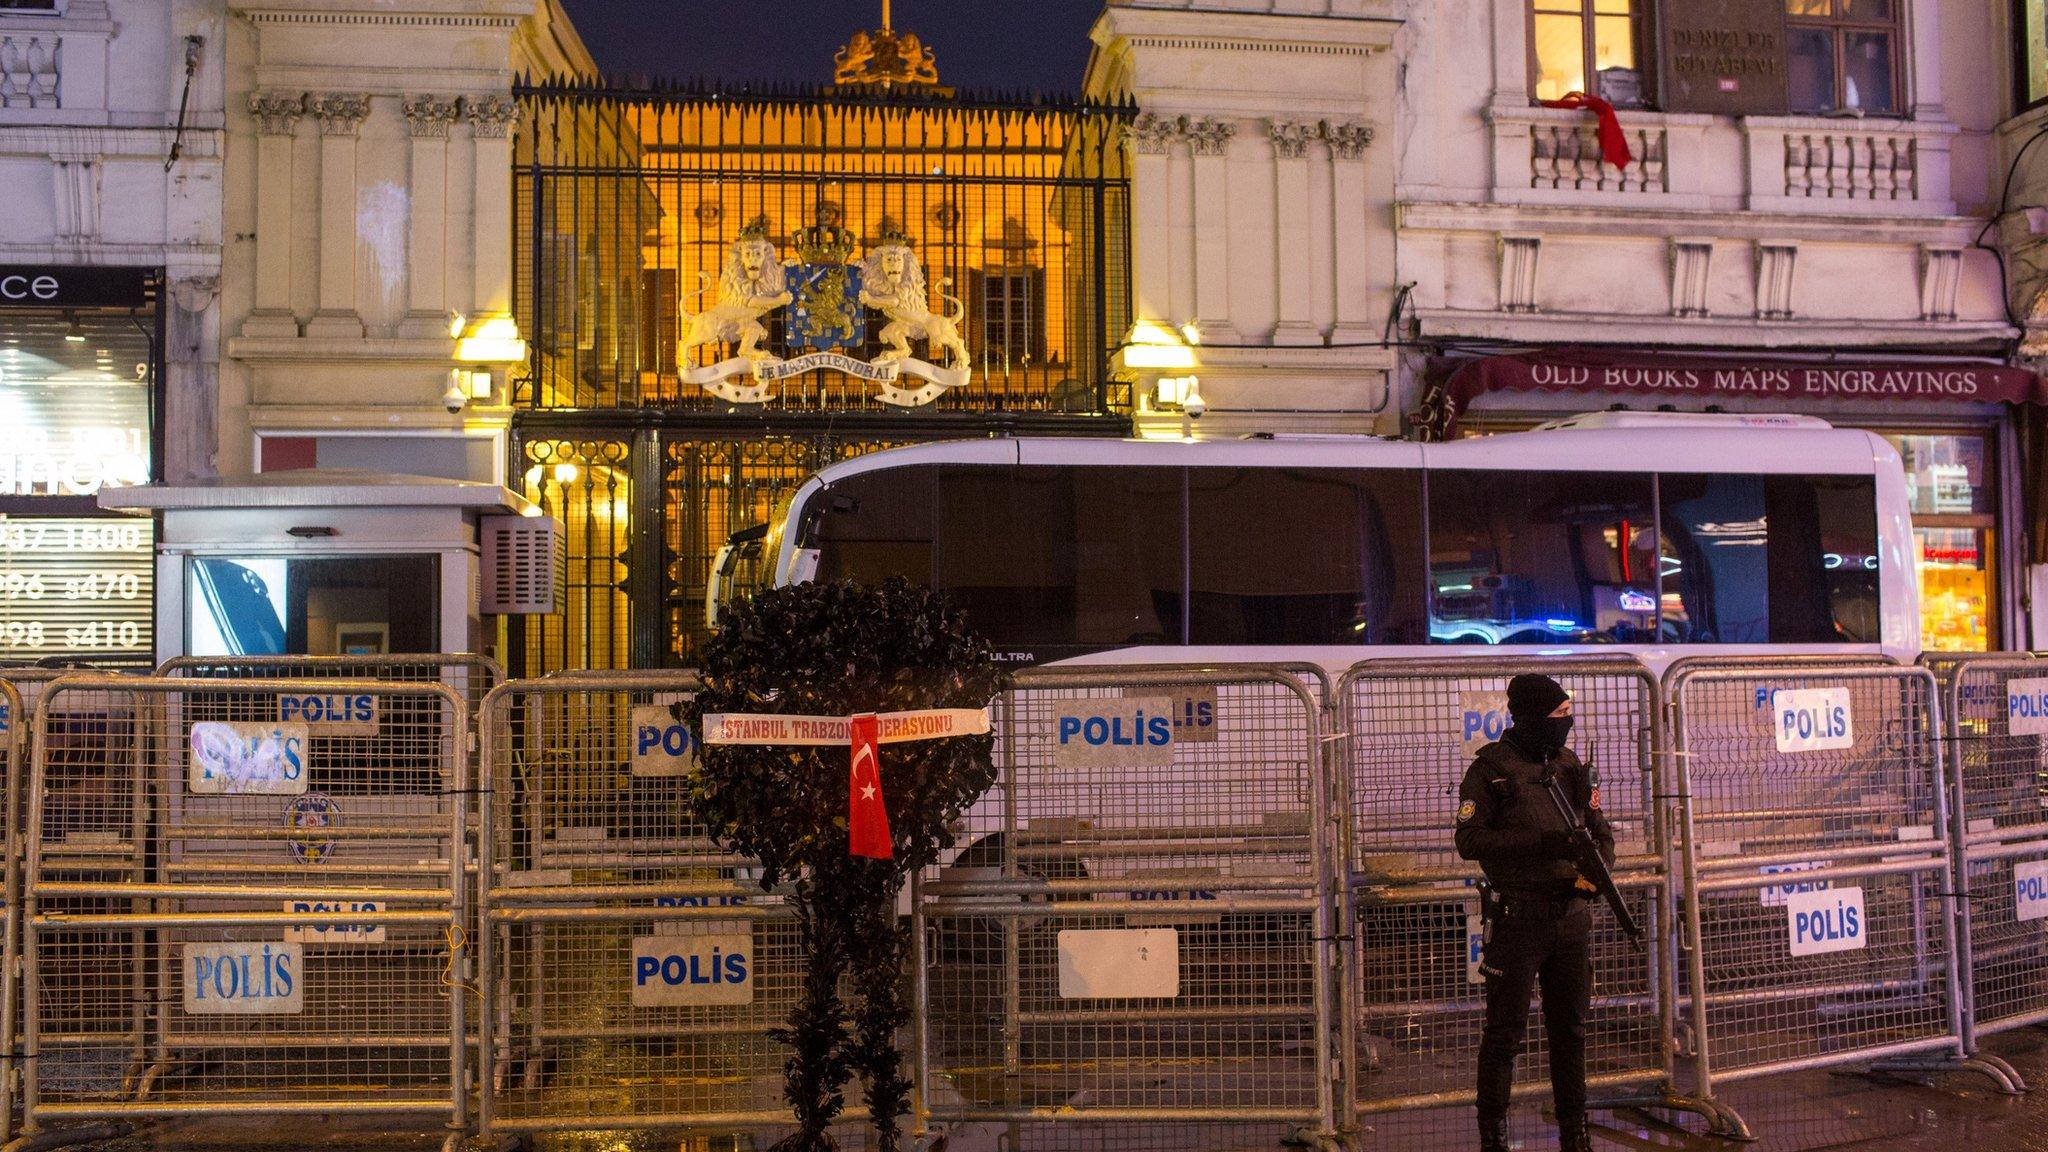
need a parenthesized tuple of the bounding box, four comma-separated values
(873, 221, 914, 248)
(794, 208, 857, 264)
(736, 215, 773, 244)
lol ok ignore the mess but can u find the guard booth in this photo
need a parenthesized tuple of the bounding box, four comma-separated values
(99, 469, 557, 665)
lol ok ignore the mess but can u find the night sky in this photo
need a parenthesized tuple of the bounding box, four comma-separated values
(556, 0, 1105, 95)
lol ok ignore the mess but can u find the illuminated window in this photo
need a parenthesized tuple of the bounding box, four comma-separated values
(977, 270, 1040, 364)
(2022, 0, 2048, 108)
(1531, 0, 1648, 106)
(1787, 0, 1901, 116)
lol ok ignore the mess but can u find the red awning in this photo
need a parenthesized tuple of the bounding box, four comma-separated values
(1442, 349, 2048, 414)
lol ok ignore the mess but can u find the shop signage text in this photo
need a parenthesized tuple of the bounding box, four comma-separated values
(1526, 363, 2004, 399)
(0, 265, 154, 308)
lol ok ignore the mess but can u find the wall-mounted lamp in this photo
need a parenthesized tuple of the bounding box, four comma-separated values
(1154, 375, 1204, 418)
(455, 315, 527, 363)
(446, 367, 495, 411)
(63, 312, 84, 343)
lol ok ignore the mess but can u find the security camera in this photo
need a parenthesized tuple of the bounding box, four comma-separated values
(1180, 378, 1206, 419)
(442, 376, 468, 414)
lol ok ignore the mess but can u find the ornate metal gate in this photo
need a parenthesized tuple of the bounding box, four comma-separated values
(507, 80, 1133, 675)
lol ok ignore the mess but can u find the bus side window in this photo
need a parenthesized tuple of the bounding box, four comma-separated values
(809, 466, 937, 586)
(1659, 473, 1879, 644)
(1186, 467, 1425, 644)
(1426, 470, 1658, 645)
(933, 465, 1184, 656)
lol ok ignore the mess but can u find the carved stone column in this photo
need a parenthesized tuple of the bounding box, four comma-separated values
(1268, 119, 1319, 345)
(166, 274, 220, 482)
(1324, 121, 1375, 342)
(1756, 241, 1799, 320)
(306, 92, 371, 338)
(465, 94, 519, 325)
(1124, 111, 1180, 336)
(50, 151, 100, 244)
(401, 94, 460, 337)
(244, 92, 304, 338)
(1186, 116, 1238, 343)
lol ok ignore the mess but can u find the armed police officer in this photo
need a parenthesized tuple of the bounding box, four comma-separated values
(1456, 673, 1614, 1152)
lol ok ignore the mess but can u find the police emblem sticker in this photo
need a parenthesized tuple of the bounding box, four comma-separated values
(284, 793, 341, 864)
(1457, 799, 1477, 823)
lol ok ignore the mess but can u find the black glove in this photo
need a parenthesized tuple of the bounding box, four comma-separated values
(1541, 829, 1582, 860)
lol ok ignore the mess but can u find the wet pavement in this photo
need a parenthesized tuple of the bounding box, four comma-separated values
(38, 1027, 2048, 1151)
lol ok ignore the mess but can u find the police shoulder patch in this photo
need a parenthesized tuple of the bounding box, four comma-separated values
(1588, 786, 1602, 811)
(1457, 799, 1477, 823)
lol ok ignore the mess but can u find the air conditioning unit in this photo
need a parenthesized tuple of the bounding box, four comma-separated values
(481, 514, 565, 615)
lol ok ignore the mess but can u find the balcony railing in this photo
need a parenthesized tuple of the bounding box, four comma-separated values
(1486, 105, 1957, 215)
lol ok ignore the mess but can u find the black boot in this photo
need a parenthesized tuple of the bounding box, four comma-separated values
(1557, 1116, 1592, 1152)
(1478, 1115, 1510, 1152)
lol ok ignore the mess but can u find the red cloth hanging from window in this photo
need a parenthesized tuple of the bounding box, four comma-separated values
(1541, 91, 1634, 170)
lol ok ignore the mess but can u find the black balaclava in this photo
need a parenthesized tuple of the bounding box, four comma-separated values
(1506, 673, 1573, 757)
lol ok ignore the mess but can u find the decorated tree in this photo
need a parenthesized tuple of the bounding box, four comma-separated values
(683, 577, 1004, 1152)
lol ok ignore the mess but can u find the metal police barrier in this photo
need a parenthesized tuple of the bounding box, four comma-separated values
(477, 672, 855, 1144)
(0, 679, 22, 1143)
(1667, 662, 2020, 1118)
(1332, 659, 1727, 1138)
(916, 666, 1338, 1151)
(13, 676, 470, 1152)
(158, 654, 503, 719)
(1939, 656, 2048, 1072)
(1919, 651, 2030, 690)
(0, 667, 134, 1147)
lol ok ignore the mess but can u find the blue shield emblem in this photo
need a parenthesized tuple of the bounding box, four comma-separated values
(786, 262, 865, 351)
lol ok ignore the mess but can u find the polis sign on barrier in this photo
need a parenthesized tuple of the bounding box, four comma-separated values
(1759, 859, 1831, 906)
(1052, 696, 1175, 770)
(1459, 689, 1509, 757)
(630, 703, 697, 777)
(1786, 885, 1866, 957)
(188, 721, 308, 795)
(2008, 678, 2048, 737)
(283, 900, 385, 944)
(2015, 859, 2048, 922)
(1467, 907, 1485, 986)
(278, 693, 378, 737)
(631, 932, 753, 1007)
(183, 941, 303, 1014)
(1772, 688, 1853, 753)
(1130, 685, 1217, 744)
(1057, 927, 1179, 999)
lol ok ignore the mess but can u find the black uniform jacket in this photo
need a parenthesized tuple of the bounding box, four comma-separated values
(1454, 734, 1616, 900)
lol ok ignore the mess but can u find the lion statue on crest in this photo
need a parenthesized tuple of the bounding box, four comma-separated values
(858, 236, 970, 371)
(679, 219, 792, 362)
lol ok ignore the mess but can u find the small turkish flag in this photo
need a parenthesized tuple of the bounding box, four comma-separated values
(848, 713, 892, 859)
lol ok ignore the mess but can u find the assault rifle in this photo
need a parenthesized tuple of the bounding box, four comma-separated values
(1538, 764, 1644, 948)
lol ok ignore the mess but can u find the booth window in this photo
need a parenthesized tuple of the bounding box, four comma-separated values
(1787, 0, 1902, 116)
(187, 555, 438, 657)
(1530, 0, 1648, 106)
(2022, 0, 2048, 109)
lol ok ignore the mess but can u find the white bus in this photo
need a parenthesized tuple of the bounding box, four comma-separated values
(712, 412, 1918, 677)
